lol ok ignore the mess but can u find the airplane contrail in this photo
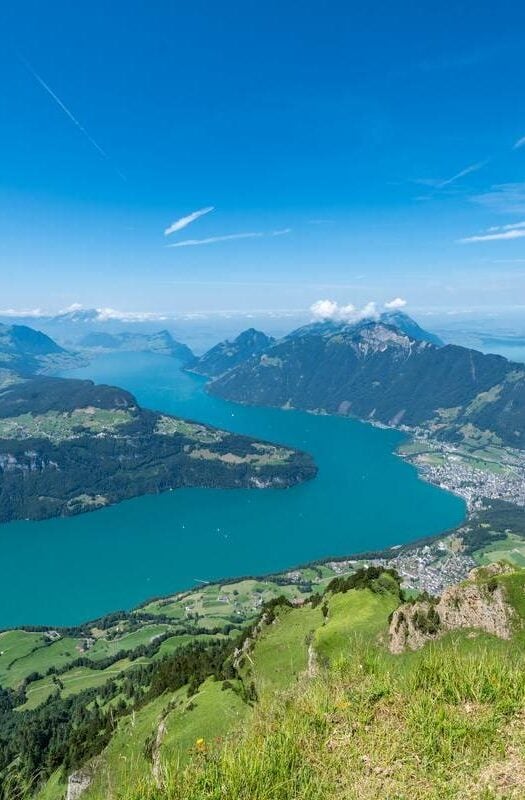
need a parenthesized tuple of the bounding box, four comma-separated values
(19, 54, 126, 179)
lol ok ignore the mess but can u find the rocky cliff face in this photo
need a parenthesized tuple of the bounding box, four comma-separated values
(67, 769, 92, 800)
(389, 564, 515, 654)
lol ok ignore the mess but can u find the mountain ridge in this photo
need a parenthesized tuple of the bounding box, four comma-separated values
(206, 318, 525, 448)
(286, 310, 443, 346)
(0, 323, 85, 375)
(77, 330, 194, 363)
(188, 327, 275, 378)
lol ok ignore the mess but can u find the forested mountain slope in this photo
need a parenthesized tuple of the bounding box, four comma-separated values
(0, 323, 85, 375)
(188, 328, 275, 378)
(208, 321, 525, 448)
(0, 375, 315, 522)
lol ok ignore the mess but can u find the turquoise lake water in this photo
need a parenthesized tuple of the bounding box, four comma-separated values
(0, 353, 465, 627)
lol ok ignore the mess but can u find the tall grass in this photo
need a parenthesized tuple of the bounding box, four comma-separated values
(114, 637, 525, 800)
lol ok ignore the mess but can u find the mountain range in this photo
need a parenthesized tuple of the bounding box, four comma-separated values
(0, 323, 85, 376)
(198, 315, 524, 449)
(0, 308, 177, 347)
(77, 330, 194, 363)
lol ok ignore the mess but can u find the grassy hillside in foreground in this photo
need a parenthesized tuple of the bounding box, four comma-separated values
(28, 564, 525, 800)
(135, 638, 525, 800)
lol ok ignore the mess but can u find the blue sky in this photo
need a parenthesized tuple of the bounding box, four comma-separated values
(1, 0, 525, 317)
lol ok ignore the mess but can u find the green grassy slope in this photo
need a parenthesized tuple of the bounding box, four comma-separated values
(244, 604, 324, 693)
(82, 679, 248, 800)
(79, 566, 525, 800)
(8, 564, 525, 800)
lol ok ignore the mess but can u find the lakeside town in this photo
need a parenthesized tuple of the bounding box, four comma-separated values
(324, 537, 477, 597)
(399, 435, 525, 511)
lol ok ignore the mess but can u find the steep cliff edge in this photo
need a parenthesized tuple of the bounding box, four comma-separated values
(389, 563, 516, 653)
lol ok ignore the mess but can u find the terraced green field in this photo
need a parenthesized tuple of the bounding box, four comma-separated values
(0, 630, 46, 679)
(87, 625, 175, 661)
(19, 658, 143, 711)
(475, 532, 525, 567)
(0, 572, 319, 715)
(0, 408, 133, 442)
(0, 634, 80, 688)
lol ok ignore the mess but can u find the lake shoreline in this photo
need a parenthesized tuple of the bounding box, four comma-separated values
(0, 353, 465, 628)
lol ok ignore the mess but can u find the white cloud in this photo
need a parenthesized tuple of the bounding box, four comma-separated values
(459, 229, 525, 243)
(310, 299, 379, 323)
(166, 232, 263, 248)
(0, 304, 172, 322)
(57, 303, 170, 322)
(0, 308, 45, 318)
(384, 297, 407, 310)
(311, 300, 340, 318)
(360, 301, 379, 319)
(417, 161, 487, 192)
(271, 228, 292, 236)
(95, 307, 169, 322)
(487, 220, 525, 232)
(513, 136, 525, 150)
(164, 206, 214, 236)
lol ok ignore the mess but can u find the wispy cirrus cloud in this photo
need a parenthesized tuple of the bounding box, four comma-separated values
(513, 136, 525, 150)
(166, 227, 291, 248)
(487, 221, 525, 232)
(458, 221, 525, 243)
(19, 55, 125, 180)
(164, 206, 214, 236)
(436, 160, 488, 189)
(417, 160, 487, 191)
(166, 231, 263, 248)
